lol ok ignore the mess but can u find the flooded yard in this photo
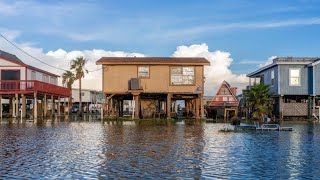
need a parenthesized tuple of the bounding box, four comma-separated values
(0, 118, 320, 179)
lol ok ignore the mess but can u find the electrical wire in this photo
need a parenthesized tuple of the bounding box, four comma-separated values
(0, 33, 102, 73)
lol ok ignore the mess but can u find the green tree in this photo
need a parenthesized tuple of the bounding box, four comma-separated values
(245, 83, 273, 121)
(62, 70, 75, 112)
(70, 56, 88, 116)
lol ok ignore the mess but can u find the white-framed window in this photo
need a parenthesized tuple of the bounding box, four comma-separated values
(42, 74, 49, 83)
(271, 70, 274, 86)
(138, 66, 149, 78)
(228, 97, 234, 102)
(223, 97, 227, 102)
(170, 66, 194, 85)
(31, 71, 36, 80)
(215, 97, 219, 101)
(289, 68, 300, 86)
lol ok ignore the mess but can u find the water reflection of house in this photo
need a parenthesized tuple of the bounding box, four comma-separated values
(247, 57, 320, 119)
(208, 81, 239, 120)
(96, 57, 210, 119)
(0, 50, 70, 118)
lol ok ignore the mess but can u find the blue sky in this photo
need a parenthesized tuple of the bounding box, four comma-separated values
(1, 0, 320, 93)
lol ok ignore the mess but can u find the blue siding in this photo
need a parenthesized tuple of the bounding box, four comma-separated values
(279, 65, 309, 95)
(249, 66, 278, 95)
(314, 64, 320, 95)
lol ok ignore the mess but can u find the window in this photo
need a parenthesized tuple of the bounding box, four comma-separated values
(221, 88, 228, 95)
(138, 66, 149, 78)
(50, 77, 56, 84)
(81, 92, 85, 96)
(42, 74, 49, 83)
(31, 71, 36, 80)
(170, 66, 194, 85)
(289, 69, 300, 86)
(223, 97, 227, 102)
(215, 97, 219, 101)
(271, 70, 274, 86)
(228, 97, 234, 102)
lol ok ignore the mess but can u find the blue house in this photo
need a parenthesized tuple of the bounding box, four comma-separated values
(247, 57, 320, 118)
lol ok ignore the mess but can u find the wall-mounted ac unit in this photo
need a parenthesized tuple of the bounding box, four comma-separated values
(128, 78, 142, 90)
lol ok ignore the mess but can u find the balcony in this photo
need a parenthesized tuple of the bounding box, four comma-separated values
(0, 80, 70, 97)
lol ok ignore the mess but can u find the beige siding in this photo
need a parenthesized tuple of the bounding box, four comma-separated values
(103, 65, 204, 94)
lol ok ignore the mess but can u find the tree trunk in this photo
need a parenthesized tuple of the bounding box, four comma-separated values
(79, 78, 82, 116)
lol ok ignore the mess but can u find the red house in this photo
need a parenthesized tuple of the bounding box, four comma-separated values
(0, 50, 70, 119)
(209, 81, 239, 120)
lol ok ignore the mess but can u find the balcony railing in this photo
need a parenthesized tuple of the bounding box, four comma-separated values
(0, 80, 70, 97)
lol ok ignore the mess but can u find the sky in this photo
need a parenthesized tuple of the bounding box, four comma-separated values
(1, 0, 320, 95)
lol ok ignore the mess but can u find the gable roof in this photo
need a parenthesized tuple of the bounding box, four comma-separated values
(210, 81, 239, 106)
(96, 57, 210, 65)
(0, 50, 59, 77)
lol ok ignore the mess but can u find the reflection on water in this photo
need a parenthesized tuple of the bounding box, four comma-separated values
(0, 118, 320, 179)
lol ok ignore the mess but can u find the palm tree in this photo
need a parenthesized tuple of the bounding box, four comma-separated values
(62, 70, 75, 112)
(70, 56, 88, 116)
(245, 83, 273, 121)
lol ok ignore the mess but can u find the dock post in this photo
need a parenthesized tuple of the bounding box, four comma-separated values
(15, 93, 19, 118)
(195, 97, 200, 119)
(134, 94, 140, 119)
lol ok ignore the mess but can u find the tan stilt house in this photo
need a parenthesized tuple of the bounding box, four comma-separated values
(96, 57, 210, 119)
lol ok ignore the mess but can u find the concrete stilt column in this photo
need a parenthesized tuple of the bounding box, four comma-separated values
(22, 94, 26, 118)
(51, 95, 54, 117)
(167, 93, 171, 119)
(34, 93, 37, 119)
(195, 97, 200, 119)
(134, 95, 140, 119)
(15, 94, 19, 118)
(200, 94, 205, 119)
(44, 95, 47, 117)
(0, 95, 2, 119)
(279, 96, 283, 119)
(12, 96, 16, 118)
(58, 97, 61, 116)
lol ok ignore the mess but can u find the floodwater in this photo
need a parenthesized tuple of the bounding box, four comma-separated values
(0, 118, 320, 179)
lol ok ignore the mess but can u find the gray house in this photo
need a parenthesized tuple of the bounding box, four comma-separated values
(247, 57, 320, 118)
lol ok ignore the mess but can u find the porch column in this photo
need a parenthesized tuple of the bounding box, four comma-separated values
(167, 93, 171, 119)
(134, 94, 140, 119)
(111, 98, 115, 118)
(57, 97, 61, 116)
(0, 95, 2, 119)
(44, 95, 47, 117)
(22, 94, 26, 118)
(15, 93, 19, 118)
(195, 97, 200, 119)
(63, 97, 66, 115)
(34, 93, 37, 119)
(51, 95, 54, 117)
(200, 94, 205, 119)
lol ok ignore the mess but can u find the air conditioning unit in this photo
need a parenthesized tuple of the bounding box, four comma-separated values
(128, 78, 142, 90)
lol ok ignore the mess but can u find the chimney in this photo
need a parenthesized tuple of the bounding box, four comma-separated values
(230, 87, 237, 95)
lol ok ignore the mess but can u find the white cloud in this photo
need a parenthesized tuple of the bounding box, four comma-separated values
(1, 30, 247, 95)
(173, 43, 248, 95)
(259, 56, 277, 68)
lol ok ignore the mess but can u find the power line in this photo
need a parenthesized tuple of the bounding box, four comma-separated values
(0, 33, 102, 73)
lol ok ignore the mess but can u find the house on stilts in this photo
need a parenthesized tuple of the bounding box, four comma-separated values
(0, 50, 70, 119)
(207, 81, 239, 121)
(96, 57, 210, 119)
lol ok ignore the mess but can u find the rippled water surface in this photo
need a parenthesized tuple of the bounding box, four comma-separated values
(1, 119, 320, 179)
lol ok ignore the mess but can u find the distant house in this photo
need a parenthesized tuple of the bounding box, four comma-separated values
(71, 88, 102, 112)
(0, 50, 70, 119)
(209, 81, 239, 120)
(96, 57, 210, 119)
(247, 57, 320, 118)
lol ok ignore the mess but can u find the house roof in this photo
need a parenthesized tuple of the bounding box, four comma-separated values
(0, 50, 59, 77)
(96, 57, 210, 65)
(247, 57, 320, 77)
